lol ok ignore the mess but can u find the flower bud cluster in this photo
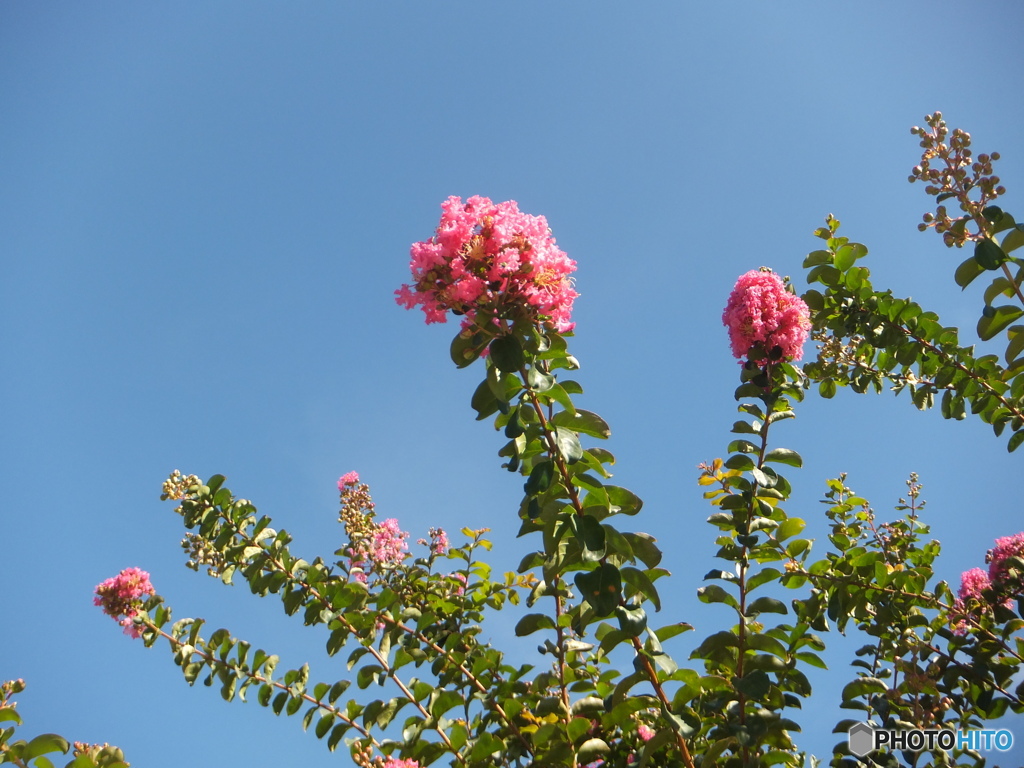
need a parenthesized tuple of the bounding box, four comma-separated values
(72, 742, 128, 766)
(909, 112, 1005, 247)
(396, 195, 578, 334)
(161, 469, 201, 501)
(0, 678, 26, 707)
(180, 531, 227, 576)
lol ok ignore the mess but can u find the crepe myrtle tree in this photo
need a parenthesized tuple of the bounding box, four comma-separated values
(64, 114, 1024, 768)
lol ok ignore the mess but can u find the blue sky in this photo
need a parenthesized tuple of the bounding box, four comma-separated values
(3, 3, 1024, 766)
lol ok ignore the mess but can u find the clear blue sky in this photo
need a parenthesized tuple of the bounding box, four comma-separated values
(3, 3, 1023, 766)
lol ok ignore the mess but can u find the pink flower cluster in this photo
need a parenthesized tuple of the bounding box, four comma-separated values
(338, 471, 360, 489)
(382, 759, 419, 768)
(396, 196, 578, 333)
(988, 532, 1024, 590)
(637, 724, 656, 742)
(722, 269, 811, 364)
(952, 533, 1024, 633)
(93, 567, 155, 639)
(426, 527, 449, 556)
(349, 518, 410, 583)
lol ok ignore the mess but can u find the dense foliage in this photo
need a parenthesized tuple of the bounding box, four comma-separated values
(6, 113, 1023, 768)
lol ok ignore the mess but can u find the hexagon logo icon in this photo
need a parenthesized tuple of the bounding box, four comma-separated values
(847, 722, 876, 757)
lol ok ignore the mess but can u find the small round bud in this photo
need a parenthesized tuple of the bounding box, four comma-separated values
(923, 212, 934, 223)
(997, 186, 1006, 196)
(991, 151, 1000, 161)
(918, 223, 928, 232)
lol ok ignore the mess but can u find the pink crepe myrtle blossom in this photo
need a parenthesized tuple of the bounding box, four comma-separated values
(370, 519, 409, 566)
(988, 532, 1024, 591)
(637, 724, 656, 742)
(348, 518, 410, 583)
(951, 564, 1016, 634)
(958, 567, 991, 604)
(93, 567, 155, 639)
(382, 759, 420, 768)
(450, 572, 467, 597)
(722, 269, 811, 364)
(418, 527, 449, 556)
(338, 471, 360, 490)
(396, 196, 578, 333)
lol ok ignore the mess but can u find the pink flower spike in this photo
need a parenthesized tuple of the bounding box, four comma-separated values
(722, 269, 811, 364)
(382, 759, 420, 768)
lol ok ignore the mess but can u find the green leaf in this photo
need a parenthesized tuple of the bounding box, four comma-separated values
(975, 237, 1007, 270)
(747, 567, 782, 592)
(574, 514, 607, 560)
(834, 243, 866, 271)
(555, 427, 584, 464)
(724, 454, 754, 471)
(954, 255, 986, 289)
(763, 448, 802, 467)
(623, 532, 662, 568)
(842, 677, 887, 701)
(1008, 430, 1024, 453)
(606, 485, 643, 516)
(747, 596, 788, 617)
(315, 713, 333, 739)
(489, 335, 525, 373)
(732, 669, 771, 700)
(450, 330, 488, 368)
(818, 378, 837, 399)
(697, 584, 738, 609)
(470, 379, 501, 420)
(515, 613, 556, 636)
(776, 517, 806, 541)
(621, 567, 662, 611)
(524, 460, 555, 496)
(551, 409, 611, 439)
(803, 249, 832, 268)
(327, 723, 349, 751)
(1004, 325, 1024, 365)
(575, 563, 622, 617)
(577, 738, 610, 764)
(528, 365, 555, 392)
(615, 604, 648, 636)
(545, 383, 577, 416)
(984, 276, 1015, 305)
(1002, 224, 1024, 254)
(977, 305, 1024, 341)
(23, 734, 70, 760)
